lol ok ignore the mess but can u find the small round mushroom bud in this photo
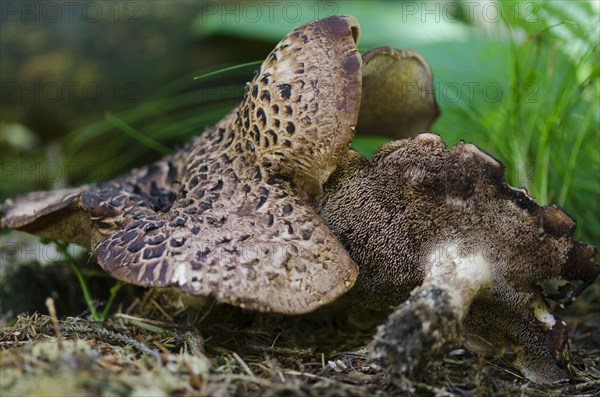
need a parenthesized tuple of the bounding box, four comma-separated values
(357, 47, 440, 138)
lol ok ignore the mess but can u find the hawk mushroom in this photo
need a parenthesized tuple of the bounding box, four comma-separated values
(1, 15, 597, 385)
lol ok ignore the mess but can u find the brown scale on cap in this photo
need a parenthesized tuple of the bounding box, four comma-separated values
(1, 15, 597, 385)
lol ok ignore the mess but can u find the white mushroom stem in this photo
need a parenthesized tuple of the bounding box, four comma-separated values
(370, 244, 493, 376)
(421, 244, 493, 323)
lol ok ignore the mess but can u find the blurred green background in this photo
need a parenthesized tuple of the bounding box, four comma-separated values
(1, 0, 598, 246)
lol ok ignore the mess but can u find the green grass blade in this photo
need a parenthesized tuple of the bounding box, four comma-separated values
(193, 60, 262, 80)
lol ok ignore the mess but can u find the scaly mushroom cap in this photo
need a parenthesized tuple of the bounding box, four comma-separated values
(0, 16, 439, 314)
(318, 133, 599, 384)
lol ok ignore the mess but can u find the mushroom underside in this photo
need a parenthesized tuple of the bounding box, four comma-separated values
(318, 133, 598, 384)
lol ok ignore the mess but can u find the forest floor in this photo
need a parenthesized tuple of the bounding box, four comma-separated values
(1, 255, 599, 397)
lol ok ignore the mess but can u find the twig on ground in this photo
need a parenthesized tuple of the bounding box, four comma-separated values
(233, 351, 255, 377)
